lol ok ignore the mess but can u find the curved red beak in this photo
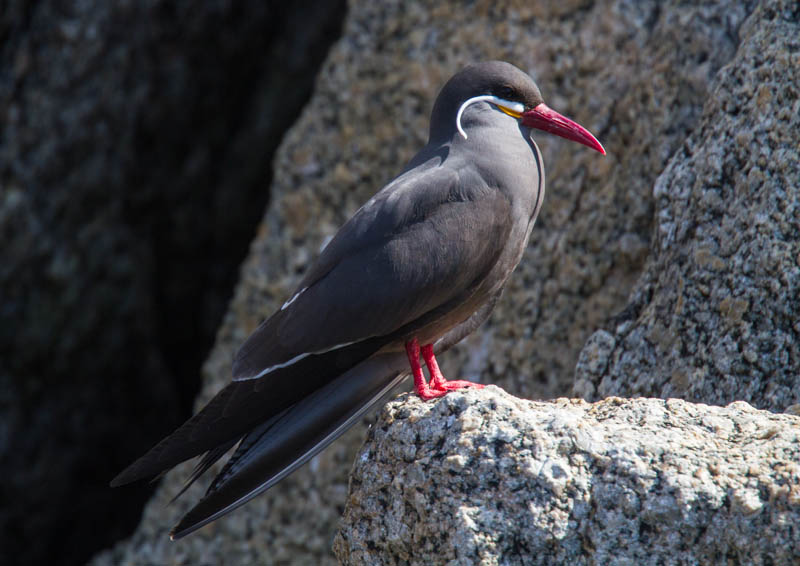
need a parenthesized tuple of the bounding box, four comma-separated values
(521, 103, 606, 155)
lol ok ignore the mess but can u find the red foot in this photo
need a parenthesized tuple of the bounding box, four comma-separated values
(421, 343, 484, 392)
(437, 379, 486, 391)
(404, 339, 484, 401)
(416, 386, 449, 401)
(405, 339, 448, 399)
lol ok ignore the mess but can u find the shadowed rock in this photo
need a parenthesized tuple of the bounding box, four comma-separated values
(1, 1, 344, 564)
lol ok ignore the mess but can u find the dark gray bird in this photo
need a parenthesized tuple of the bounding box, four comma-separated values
(112, 61, 605, 539)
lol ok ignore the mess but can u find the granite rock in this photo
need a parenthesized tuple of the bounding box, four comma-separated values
(93, 0, 786, 564)
(335, 387, 800, 565)
(574, 0, 800, 411)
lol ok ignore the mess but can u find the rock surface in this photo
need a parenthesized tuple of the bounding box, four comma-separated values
(573, 0, 800, 411)
(335, 387, 800, 565)
(1, 1, 344, 565)
(92, 0, 795, 564)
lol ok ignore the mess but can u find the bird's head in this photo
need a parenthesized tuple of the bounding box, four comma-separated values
(430, 61, 605, 155)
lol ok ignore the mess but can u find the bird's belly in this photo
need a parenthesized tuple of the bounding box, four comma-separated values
(383, 235, 526, 352)
(411, 293, 490, 346)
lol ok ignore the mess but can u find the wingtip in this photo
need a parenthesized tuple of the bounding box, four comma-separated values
(110, 468, 133, 488)
(110, 460, 155, 487)
(169, 521, 189, 540)
(169, 519, 203, 540)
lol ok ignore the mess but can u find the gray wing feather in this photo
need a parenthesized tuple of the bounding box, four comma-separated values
(233, 164, 512, 380)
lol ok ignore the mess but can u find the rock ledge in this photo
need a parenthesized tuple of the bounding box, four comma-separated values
(335, 387, 800, 566)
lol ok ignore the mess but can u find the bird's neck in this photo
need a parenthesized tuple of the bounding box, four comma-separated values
(458, 116, 545, 223)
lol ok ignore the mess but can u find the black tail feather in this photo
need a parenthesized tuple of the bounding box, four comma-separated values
(168, 439, 238, 505)
(169, 352, 409, 539)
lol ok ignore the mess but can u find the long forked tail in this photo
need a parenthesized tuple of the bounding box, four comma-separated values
(169, 351, 409, 539)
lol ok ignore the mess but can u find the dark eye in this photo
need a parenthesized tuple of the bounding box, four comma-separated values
(497, 85, 516, 100)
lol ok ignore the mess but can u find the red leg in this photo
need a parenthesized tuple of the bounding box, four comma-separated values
(421, 343, 484, 392)
(405, 338, 447, 400)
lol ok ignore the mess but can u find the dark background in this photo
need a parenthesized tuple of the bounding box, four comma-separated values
(0, 2, 345, 564)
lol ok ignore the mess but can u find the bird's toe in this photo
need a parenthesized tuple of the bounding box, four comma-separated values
(440, 379, 484, 391)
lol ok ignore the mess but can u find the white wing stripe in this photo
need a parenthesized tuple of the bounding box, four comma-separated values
(280, 287, 308, 311)
(233, 340, 356, 382)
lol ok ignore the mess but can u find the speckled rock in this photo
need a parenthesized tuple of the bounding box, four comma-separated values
(335, 387, 800, 565)
(574, 0, 800, 410)
(93, 0, 776, 564)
